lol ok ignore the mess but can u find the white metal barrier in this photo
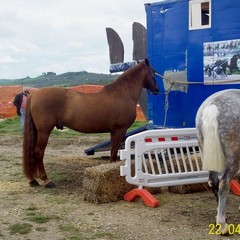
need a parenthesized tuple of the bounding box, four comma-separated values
(120, 128, 240, 207)
(120, 128, 209, 189)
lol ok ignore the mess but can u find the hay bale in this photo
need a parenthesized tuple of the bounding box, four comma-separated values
(83, 150, 206, 203)
(83, 161, 161, 204)
(168, 183, 209, 194)
(168, 153, 209, 194)
(142, 155, 208, 194)
(83, 161, 134, 203)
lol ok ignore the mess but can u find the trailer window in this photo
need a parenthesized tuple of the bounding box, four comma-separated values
(189, 0, 211, 30)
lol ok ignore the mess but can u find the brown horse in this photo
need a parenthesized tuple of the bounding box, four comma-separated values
(23, 58, 159, 188)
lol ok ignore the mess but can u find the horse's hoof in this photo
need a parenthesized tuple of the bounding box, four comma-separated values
(29, 180, 40, 187)
(220, 224, 230, 236)
(221, 231, 230, 236)
(45, 181, 56, 188)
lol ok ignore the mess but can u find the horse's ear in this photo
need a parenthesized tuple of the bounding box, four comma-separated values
(145, 58, 150, 66)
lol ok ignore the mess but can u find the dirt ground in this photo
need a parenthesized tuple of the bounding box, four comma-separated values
(0, 133, 239, 240)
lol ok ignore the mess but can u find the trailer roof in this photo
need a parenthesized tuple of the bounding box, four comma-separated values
(145, 0, 186, 7)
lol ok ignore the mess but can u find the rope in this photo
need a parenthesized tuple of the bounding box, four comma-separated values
(155, 72, 240, 85)
(155, 71, 240, 127)
(163, 84, 173, 128)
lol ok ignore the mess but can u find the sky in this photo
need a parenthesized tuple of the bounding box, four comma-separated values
(0, 0, 159, 79)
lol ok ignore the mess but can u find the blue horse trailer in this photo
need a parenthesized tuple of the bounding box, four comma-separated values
(145, 0, 240, 128)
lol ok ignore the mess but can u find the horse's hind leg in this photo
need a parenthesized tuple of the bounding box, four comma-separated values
(216, 174, 230, 235)
(208, 171, 219, 201)
(35, 131, 56, 188)
(209, 171, 230, 235)
(216, 155, 239, 235)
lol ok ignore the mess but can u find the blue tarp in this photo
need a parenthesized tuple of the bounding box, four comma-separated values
(109, 61, 136, 73)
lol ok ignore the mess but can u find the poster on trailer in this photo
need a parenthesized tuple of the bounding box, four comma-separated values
(203, 39, 240, 84)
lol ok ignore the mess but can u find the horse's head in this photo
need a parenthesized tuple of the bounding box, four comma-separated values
(142, 58, 159, 95)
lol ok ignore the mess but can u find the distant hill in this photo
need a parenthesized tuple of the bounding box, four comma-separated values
(0, 71, 120, 87)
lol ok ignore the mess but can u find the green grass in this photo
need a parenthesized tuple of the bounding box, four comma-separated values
(8, 223, 33, 235)
(92, 232, 115, 239)
(0, 117, 147, 138)
(48, 171, 68, 182)
(26, 206, 38, 211)
(24, 205, 59, 224)
(59, 223, 79, 233)
(26, 213, 59, 224)
(35, 227, 48, 232)
(0, 117, 20, 135)
(46, 195, 69, 204)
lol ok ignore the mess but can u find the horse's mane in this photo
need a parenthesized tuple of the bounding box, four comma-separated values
(104, 63, 145, 92)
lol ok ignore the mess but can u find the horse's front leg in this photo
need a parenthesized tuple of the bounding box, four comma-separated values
(110, 129, 127, 162)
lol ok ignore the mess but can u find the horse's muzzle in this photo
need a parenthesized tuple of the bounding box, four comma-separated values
(151, 86, 160, 95)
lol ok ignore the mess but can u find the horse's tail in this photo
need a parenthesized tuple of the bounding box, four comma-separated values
(201, 104, 225, 172)
(23, 96, 38, 180)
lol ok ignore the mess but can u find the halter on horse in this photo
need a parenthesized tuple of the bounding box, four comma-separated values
(196, 89, 240, 235)
(23, 58, 159, 188)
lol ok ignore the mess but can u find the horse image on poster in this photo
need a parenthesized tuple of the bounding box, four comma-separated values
(22, 59, 159, 188)
(196, 89, 240, 235)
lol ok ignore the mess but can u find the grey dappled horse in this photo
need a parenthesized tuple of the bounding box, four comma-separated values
(196, 89, 240, 235)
